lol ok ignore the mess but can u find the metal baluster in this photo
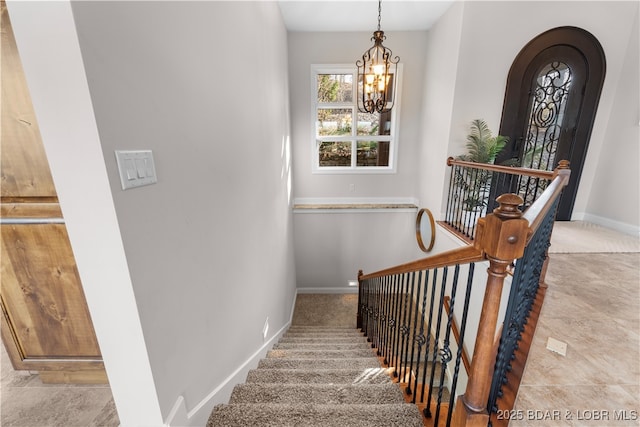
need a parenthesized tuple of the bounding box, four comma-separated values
(361, 280, 368, 337)
(392, 273, 405, 378)
(453, 165, 464, 232)
(421, 267, 440, 418)
(376, 276, 383, 351)
(426, 266, 449, 410)
(373, 277, 382, 354)
(386, 274, 395, 364)
(446, 263, 475, 426)
(406, 271, 422, 397)
(365, 279, 374, 343)
(400, 271, 415, 390)
(433, 265, 461, 426)
(357, 275, 363, 330)
(378, 276, 385, 354)
(411, 270, 429, 404)
(379, 276, 389, 359)
(446, 164, 456, 226)
(382, 275, 394, 365)
(371, 277, 379, 349)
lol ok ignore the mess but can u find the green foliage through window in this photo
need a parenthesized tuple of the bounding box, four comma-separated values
(313, 66, 400, 171)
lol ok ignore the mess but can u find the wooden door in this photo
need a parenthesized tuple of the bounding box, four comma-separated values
(1, 1, 104, 382)
(497, 27, 606, 220)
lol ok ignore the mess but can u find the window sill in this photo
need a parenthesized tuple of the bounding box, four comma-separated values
(293, 203, 418, 214)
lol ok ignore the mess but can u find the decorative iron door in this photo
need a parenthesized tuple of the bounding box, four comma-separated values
(497, 27, 606, 220)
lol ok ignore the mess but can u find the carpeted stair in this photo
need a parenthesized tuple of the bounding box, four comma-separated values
(207, 326, 425, 426)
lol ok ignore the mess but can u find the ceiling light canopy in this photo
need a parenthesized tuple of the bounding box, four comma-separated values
(356, 0, 399, 114)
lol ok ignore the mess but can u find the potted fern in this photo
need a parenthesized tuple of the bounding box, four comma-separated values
(455, 119, 509, 213)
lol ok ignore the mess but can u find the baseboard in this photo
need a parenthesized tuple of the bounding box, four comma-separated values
(165, 296, 297, 427)
(297, 287, 359, 294)
(576, 212, 640, 238)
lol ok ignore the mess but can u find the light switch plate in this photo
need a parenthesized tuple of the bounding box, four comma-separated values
(115, 150, 157, 190)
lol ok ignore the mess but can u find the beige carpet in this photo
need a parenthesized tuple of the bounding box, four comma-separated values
(207, 327, 424, 427)
(291, 294, 358, 327)
(549, 221, 640, 253)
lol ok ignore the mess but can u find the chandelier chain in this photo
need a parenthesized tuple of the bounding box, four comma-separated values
(377, 0, 382, 31)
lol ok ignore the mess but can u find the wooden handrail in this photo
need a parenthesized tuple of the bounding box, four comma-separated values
(447, 156, 557, 180)
(359, 244, 484, 281)
(443, 296, 471, 374)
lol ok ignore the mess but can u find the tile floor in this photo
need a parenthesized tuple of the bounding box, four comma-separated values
(512, 252, 640, 427)
(0, 343, 118, 426)
(1, 242, 638, 426)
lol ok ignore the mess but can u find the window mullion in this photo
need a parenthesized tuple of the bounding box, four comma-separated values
(351, 106, 357, 169)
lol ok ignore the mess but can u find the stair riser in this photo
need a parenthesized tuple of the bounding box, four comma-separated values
(266, 349, 375, 359)
(278, 338, 370, 346)
(245, 368, 394, 385)
(208, 404, 425, 427)
(272, 343, 368, 350)
(229, 383, 406, 405)
(258, 358, 381, 370)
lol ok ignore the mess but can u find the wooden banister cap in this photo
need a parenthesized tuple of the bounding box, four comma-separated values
(492, 194, 524, 219)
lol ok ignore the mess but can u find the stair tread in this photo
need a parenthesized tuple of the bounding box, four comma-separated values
(207, 403, 424, 427)
(287, 326, 360, 332)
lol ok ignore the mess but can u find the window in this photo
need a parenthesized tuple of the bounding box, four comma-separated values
(311, 64, 401, 173)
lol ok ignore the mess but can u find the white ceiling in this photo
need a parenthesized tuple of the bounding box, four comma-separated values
(277, 0, 456, 32)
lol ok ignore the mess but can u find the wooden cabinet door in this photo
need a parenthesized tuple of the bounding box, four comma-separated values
(1, 208, 101, 361)
(1, 2, 57, 200)
(1, 2, 105, 381)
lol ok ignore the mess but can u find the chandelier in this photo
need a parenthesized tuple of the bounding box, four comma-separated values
(356, 0, 399, 114)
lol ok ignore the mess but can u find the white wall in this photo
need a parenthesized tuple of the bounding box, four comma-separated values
(294, 208, 420, 290)
(289, 31, 431, 287)
(9, 1, 296, 426)
(417, 1, 465, 217)
(586, 8, 640, 234)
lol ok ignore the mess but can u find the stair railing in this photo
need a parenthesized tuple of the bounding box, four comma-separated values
(444, 157, 558, 241)
(358, 161, 570, 427)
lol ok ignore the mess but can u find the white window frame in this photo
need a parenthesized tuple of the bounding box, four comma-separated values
(311, 64, 402, 174)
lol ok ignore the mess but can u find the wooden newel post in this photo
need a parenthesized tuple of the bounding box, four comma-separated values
(452, 194, 529, 427)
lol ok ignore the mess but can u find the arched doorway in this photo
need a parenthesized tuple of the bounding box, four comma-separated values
(496, 26, 606, 220)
